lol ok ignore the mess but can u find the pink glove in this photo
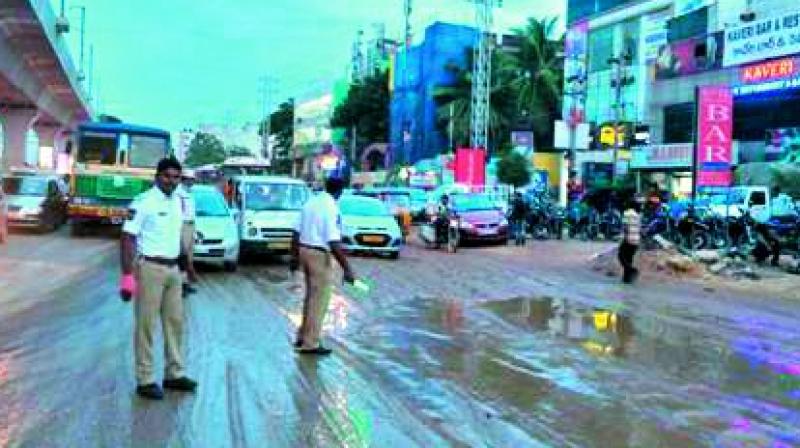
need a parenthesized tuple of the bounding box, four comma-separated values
(120, 274, 137, 302)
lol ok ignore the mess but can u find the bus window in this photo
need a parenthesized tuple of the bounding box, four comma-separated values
(77, 131, 117, 165)
(129, 134, 169, 168)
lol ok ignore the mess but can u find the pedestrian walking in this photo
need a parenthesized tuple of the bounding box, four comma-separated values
(509, 192, 528, 246)
(618, 197, 642, 284)
(177, 169, 198, 296)
(289, 175, 356, 356)
(119, 157, 198, 400)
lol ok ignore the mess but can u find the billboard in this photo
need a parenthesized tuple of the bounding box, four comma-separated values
(563, 20, 588, 124)
(695, 86, 733, 187)
(655, 32, 723, 80)
(723, 11, 800, 68)
(454, 148, 486, 187)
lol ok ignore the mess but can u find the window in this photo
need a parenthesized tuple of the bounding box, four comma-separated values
(750, 192, 767, 206)
(588, 27, 614, 73)
(244, 183, 309, 211)
(667, 7, 708, 42)
(77, 132, 117, 165)
(340, 197, 390, 216)
(663, 103, 694, 144)
(129, 135, 169, 168)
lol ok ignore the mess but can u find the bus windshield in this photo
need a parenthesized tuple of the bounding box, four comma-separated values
(129, 134, 170, 168)
(77, 131, 117, 165)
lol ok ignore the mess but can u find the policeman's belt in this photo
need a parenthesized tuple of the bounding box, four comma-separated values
(142, 256, 180, 267)
(300, 243, 329, 253)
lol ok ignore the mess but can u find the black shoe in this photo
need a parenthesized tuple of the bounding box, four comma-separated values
(183, 284, 197, 295)
(294, 339, 303, 348)
(297, 346, 332, 356)
(163, 377, 197, 392)
(136, 383, 164, 400)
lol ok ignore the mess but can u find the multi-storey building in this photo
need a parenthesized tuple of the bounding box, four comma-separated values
(565, 0, 800, 195)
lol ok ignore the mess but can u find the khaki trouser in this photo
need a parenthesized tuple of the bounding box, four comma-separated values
(134, 259, 185, 385)
(181, 223, 195, 262)
(298, 246, 333, 349)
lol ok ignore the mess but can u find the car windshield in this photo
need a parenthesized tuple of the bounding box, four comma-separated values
(382, 194, 411, 208)
(452, 194, 496, 212)
(244, 183, 309, 211)
(2, 177, 47, 196)
(193, 189, 229, 217)
(129, 134, 169, 168)
(340, 198, 390, 217)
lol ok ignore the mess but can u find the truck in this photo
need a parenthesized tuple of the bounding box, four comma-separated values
(705, 186, 796, 223)
(68, 122, 171, 235)
(229, 176, 311, 254)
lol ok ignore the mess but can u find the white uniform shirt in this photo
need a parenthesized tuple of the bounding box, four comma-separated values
(176, 184, 196, 223)
(295, 191, 341, 250)
(122, 186, 184, 258)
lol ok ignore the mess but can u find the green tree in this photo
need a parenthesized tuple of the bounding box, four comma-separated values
(433, 50, 517, 154)
(506, 17, 564, 148)
(261, 99, 295, 175)
(331, 70, 390, 164)
(496, 152, 531, 188)
(227, 145, 253, 157)
(184, 132, 226, 167)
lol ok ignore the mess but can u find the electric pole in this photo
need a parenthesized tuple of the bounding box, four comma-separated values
(467, 0, 502, 152)
(401, 0, 413, 165)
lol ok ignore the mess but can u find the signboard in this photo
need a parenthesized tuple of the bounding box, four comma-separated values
(695, 86, 733, 187)
(454, 148, 486, 187)
(732, 57, 800, 96)
(723, 11, 800, 68)
(563, 20, 588, 124)
(655, 32, 723, 80)
(642, 10, 670, 63)
(511, 131, 535, 154)
(631, 143, 694, 169)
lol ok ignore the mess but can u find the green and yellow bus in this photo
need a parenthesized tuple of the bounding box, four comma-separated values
(68, 122, 171, 234)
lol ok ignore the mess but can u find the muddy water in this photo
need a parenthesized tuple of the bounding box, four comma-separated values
(326, 294, 800, 447)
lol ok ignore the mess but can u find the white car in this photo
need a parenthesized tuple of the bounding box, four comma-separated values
(339, 196, 403, 259)
(232, 176, 310, 253)
(191, 185, 240, 271)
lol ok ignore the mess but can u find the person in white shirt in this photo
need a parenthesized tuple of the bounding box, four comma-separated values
(177, 169, 198, 295)
(119, 157, 197, 400)
(290, 176, 356, 355)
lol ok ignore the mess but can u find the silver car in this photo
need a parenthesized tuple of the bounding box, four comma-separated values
(339, 196, 403, 259)
(191, 185, 240, 272)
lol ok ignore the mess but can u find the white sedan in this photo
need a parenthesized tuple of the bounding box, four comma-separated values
(339, 196, 403, 259)
(191, 185, 240, 271)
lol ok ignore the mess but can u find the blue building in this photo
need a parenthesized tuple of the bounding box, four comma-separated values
(390, 22, 477, 165)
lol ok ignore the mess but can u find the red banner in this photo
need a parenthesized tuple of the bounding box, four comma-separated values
(696, 86, 733, 187)
(454, 148, 486, 187)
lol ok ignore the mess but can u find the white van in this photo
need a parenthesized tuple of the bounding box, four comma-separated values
(231, 176, 311, 253)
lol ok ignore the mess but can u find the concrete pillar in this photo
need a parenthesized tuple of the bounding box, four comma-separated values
(1, 109, 38, 170)
(34, 124, 59, 170)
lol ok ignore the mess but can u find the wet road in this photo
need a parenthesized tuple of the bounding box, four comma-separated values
(2, 230, 800, 447)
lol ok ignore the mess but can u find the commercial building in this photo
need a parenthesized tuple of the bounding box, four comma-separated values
(390, 22, 477, 165)
(564, 0, 800, 196)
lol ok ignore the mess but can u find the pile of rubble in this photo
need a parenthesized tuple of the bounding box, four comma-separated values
(589, 235, 800, 281)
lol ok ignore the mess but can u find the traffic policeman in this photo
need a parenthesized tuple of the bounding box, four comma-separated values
(177, 169, 198, 295)
(290, 175, 356, 355)
(120, 157, 197, 400)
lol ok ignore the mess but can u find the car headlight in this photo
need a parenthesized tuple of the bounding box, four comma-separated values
(500, 218, 508, 226)
(247, 227, 258, 237)
(460, 221, 473, 229)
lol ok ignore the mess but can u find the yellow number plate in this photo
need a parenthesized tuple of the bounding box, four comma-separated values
(269, 242, 290, 249)
(362, 235, 384, 243)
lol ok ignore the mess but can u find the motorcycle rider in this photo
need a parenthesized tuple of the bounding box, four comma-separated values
(435, 194, 453, 247)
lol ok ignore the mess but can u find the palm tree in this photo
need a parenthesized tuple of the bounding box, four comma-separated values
(505, 17, 564, 147)
(433, 50, 517, 154)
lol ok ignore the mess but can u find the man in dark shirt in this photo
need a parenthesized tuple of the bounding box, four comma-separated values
(509, 192, 528, 246)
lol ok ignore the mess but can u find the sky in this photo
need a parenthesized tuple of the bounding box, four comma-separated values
(51, 0, 565, 136)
